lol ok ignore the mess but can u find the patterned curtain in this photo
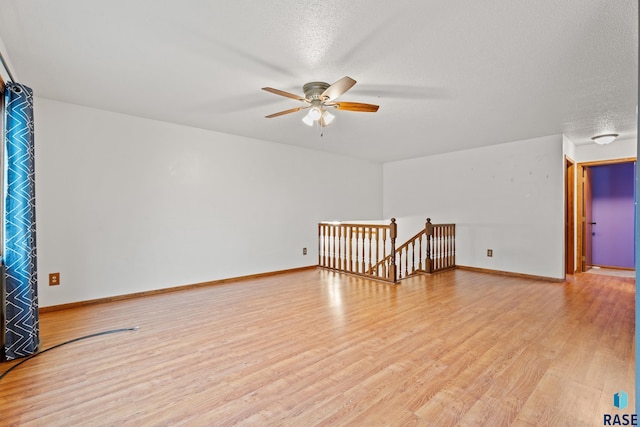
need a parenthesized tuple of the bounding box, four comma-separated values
(2, 82, 38, 360)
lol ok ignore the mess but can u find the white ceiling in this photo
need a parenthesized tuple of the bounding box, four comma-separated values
(0, 0, 637, 162)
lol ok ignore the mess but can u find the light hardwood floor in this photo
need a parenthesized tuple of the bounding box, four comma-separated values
(0, 268, 635, 426)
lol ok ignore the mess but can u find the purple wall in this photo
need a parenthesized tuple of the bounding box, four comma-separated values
(591, 162, 636, 269)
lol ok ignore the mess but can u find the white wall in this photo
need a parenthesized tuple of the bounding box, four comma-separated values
(383, 135, 565, 279)
(0, 35, 17, 83)
(35, 98, 382, 306)
(563, 135, 577, 161)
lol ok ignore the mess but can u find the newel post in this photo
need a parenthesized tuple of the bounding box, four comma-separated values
(389, 218, 397, 283)
(425, 218, 433, 273)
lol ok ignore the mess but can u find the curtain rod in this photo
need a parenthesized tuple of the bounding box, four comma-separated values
(0, 50, 16, 83)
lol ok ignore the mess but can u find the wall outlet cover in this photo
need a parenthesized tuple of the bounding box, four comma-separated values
(49, 272, 60, 286)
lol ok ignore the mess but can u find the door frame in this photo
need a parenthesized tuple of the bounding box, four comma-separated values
(565, 156, 575, 275)
(575, 157, 636, 273)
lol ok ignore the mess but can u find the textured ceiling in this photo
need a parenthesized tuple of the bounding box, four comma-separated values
(0, 0, 637, 162)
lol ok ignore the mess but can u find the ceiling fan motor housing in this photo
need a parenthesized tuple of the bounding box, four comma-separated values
(303, 82, 330, 101)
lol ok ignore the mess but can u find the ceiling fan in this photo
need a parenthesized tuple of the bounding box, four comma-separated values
(262, 76, 379, 127)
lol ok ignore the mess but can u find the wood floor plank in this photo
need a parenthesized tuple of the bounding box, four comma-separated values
(0, 268, 634, 426)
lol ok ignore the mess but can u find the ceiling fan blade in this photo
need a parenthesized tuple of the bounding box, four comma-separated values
(321, 76, 357, 101)
(265, 106, 306, 118)
(262, 87, 306, 101)
(335, 102, 380, 113)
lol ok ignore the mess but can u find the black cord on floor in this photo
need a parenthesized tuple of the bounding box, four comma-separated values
(0, 327, 138, 381)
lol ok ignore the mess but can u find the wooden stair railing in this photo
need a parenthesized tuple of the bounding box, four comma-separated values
(427, 219, 456, 274)
(368, 218, 456, 280)
(318, 219, 398, 283)
(318, 217, 455, 283)
(369, 228, 424, 278)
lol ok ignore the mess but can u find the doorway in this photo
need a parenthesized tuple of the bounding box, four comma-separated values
(576, 158, 636, 273)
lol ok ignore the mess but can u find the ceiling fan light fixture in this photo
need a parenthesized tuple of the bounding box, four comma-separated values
(308, 106, 322, 121)
(302, 113, 314, 126)
(303, 106, 332, 127)
(591, 133, 618, 145)
(322, 110, 335, 126)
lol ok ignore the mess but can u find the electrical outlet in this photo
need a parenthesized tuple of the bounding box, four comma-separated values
(49, 272, 60, 286)
(303, 247, 307, 255)
(487, 249, 493, 257)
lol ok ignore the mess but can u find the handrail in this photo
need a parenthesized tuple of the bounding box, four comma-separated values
(368, 228, 426, 275)
(367, 218, 456, 280)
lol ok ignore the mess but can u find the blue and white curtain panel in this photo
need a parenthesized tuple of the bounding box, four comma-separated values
(2, 82, 38, 361)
